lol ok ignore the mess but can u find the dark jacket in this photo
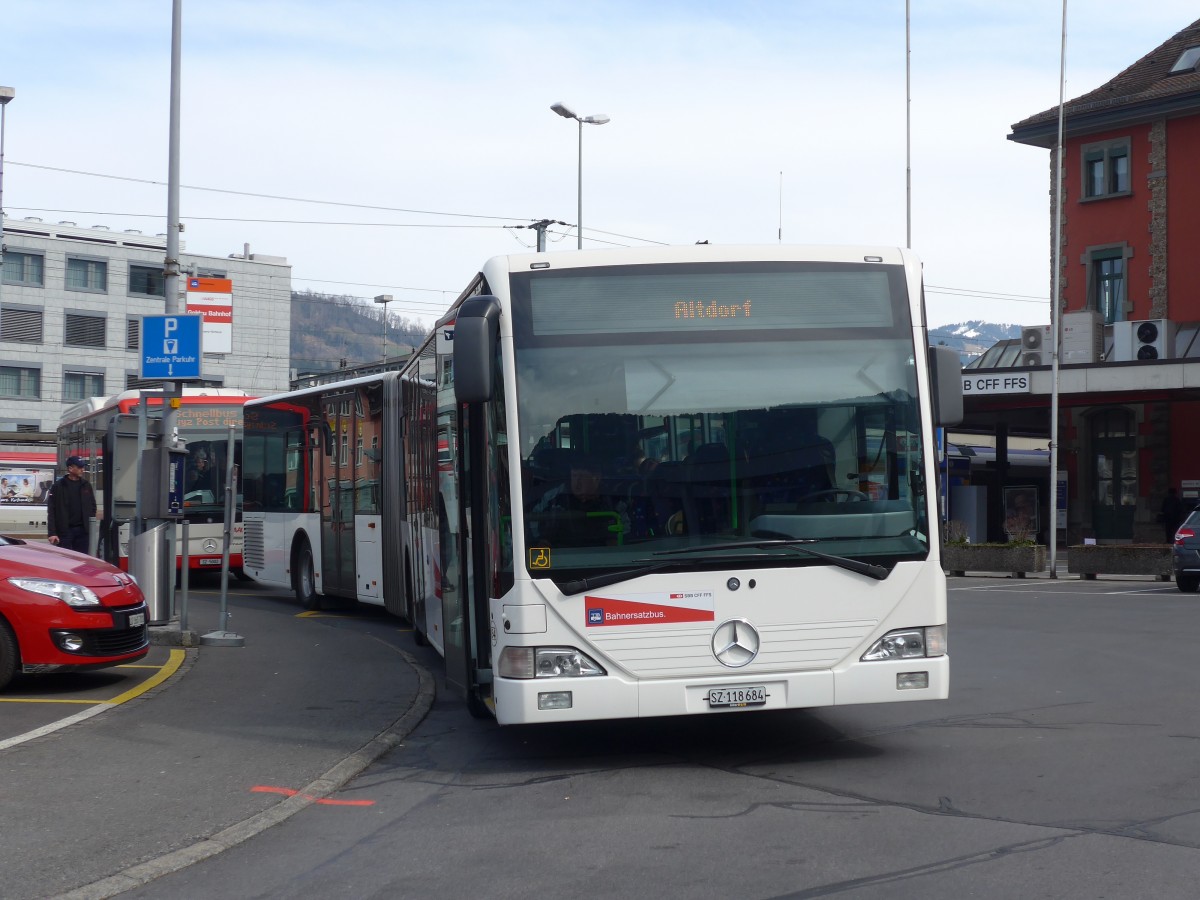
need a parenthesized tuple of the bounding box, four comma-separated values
(46, 475, 98, 539)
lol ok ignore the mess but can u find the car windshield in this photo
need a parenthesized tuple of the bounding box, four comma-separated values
(509, 261, 931, 583)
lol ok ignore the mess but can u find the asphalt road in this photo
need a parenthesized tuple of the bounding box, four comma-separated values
(97, 575, 1200, 900)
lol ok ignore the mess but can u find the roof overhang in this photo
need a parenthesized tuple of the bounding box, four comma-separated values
(959, 359, 1200, 432)
(1009, 92, 1200, 148)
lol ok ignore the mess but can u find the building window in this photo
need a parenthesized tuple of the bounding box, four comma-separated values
(65, 313, 107, 348)
(1091, 249, 1125, 325)
(66, 256, 108, 292)
(0, 306, 43, 343)
(128, 263, 166, 297)
(126, 317, 140, 350)
(1169, 46, 1200, 74)
(63, 371, 105, 402)
(1082, 140, 1130, 199)
(2, 250, 45, 286)
(0, 366, 41, 399)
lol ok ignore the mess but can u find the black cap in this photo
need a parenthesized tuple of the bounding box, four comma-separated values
(66, 455, 86, 469)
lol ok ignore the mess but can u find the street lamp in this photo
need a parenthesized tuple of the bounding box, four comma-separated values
(374, 294, 393, 364)
(550, 102, 609, 249)
(0, 86, 14, 284)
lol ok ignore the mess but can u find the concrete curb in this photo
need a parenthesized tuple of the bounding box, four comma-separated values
(52, 647, 437, 900)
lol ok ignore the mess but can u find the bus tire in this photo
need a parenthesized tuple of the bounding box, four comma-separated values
(0, 619, 19, 693)
(293, 542, 321, 610)
(466, 689, 491, 720)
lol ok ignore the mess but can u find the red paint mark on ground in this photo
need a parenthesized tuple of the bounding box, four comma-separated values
(252, 785, 375, 806)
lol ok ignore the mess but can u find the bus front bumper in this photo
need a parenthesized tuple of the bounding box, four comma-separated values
(491, 656, 949, 725)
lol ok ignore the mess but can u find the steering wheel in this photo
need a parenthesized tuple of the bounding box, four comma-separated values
(796, 489, 870, 503)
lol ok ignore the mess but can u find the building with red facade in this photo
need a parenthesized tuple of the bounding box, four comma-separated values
(954, 17, 1200, 546)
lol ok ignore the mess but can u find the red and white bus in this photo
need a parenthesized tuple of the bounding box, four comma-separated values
(57, 388, 255, 574)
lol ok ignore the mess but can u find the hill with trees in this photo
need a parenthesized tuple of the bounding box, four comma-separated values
(290, 290, 431, 376)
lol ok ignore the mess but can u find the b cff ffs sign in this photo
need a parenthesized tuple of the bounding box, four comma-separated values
(962, 374, 1031, 395)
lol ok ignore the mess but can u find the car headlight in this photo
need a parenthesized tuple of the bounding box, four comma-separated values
(861, 625, 946, 661)
(8, 577, 101, 608)
(498, 646, 606, 678)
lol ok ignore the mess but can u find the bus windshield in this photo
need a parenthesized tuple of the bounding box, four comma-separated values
(510, 261, 929, 580)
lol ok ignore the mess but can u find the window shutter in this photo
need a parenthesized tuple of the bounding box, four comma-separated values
(65, 313, 107, 347)
(0, 307, 44, 343)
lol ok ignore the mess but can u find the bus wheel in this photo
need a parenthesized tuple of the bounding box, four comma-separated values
(233, 568, 253, 582)
(294, 543, 321, 610)
(0, 620, 19, 693)
(466, 689, 491, 720)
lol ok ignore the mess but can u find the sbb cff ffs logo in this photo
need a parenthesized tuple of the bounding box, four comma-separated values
(962, 374, 1030, 394)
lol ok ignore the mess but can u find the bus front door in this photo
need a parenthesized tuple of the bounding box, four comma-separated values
(320, 394, 357, 599)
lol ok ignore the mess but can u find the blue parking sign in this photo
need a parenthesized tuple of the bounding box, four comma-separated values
(141, 315, 203, 380)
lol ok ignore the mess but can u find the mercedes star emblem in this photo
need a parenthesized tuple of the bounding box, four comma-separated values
(711, 618, 760, 668)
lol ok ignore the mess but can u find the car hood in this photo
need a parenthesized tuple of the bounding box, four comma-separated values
(0, 541, 138, 590)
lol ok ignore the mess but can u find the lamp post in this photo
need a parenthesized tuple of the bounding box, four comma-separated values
(0, 86, 14, 284)
(550, 102, 609, 249)
(374, 294, 393, 364)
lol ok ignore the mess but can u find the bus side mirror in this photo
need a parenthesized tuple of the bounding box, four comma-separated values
(454, 295, 501, 404)
(928, 346, 963, 426)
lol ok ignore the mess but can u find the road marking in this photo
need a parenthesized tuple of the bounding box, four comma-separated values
(251, 785, 375, 806)
(0, 649, 185, 751)
(106, 649, 185, 705)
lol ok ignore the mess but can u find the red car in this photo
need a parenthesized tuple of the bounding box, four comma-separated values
(0, 536, 149, 691)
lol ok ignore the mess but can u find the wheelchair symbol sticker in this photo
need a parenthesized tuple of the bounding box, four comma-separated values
(529, 547, 550, 568)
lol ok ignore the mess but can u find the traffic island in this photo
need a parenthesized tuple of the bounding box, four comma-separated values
(942, 544, 1048, 578)
(1066, 544, 1173, 581)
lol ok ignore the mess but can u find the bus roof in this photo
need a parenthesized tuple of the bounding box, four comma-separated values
(59, 387, 255, 428)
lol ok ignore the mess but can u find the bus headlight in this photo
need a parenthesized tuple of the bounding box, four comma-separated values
(861, 625, 946, 661)
(498, 646, 606, 679)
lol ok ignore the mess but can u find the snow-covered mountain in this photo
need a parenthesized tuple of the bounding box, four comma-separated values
(928, 320, 1023, 364)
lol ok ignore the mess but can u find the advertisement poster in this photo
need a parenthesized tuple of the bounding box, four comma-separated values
(0, 470, 54, 505)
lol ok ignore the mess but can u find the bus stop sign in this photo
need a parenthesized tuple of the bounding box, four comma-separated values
(141, 315, 203, 381)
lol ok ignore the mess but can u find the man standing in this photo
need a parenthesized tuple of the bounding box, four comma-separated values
(47, 456, 101, 554)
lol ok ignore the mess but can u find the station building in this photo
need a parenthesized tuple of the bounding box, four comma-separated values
(953, 17, 1200, 546)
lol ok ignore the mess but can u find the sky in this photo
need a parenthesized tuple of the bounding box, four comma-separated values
(3, 1, 1198, 348)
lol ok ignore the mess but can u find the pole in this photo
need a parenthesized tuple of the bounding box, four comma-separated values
(179, 519, 190, 633)
(200, 424, 244, 646)
(0, 87, 14, 297)
(905, 0, 912, 249)
(1048, 0, 1068, 578)
(165, 0, 182, 316)
(162, 0, 184, 453)
(576, 118, 583, 249)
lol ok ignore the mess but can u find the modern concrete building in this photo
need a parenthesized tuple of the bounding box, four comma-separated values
(0, 215, 292, 433)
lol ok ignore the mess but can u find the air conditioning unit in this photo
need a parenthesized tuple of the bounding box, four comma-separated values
(1130, 318, 1175, 360)
(1020, 325, 1051, 366)
(1061, 310, 1103, 364)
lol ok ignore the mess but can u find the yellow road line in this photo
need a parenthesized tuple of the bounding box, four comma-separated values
(0, 697, 97, 704)
(0, 649, 185, 751)
(106, 649, 185, 705)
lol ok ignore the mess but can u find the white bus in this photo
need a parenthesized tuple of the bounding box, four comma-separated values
(57, 388, 255, 574)
(244, 245, 962, 725)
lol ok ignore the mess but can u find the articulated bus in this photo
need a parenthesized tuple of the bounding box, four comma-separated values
(243, 245, 962, 725)
(57, 388, 255, 574)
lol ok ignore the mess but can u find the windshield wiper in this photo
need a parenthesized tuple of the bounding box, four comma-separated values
(652, 538, 889, 581)
(559, 562, 678, 596)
